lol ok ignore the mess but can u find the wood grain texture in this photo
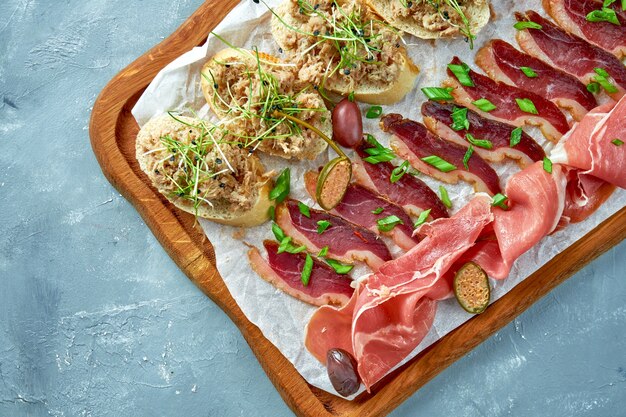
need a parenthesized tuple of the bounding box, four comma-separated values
(89, 1, 626, 416)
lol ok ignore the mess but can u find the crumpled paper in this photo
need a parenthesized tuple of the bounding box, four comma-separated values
(132, 0, 626, 398)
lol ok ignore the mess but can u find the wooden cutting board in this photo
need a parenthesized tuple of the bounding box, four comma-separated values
(89, 1, 626, 415)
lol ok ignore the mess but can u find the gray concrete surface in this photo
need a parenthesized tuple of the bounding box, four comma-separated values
(0, 1, 624, 416)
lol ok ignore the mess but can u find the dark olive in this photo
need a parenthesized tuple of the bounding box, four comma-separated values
(332, 98, 363, 148)
(326, 348, 361, 397)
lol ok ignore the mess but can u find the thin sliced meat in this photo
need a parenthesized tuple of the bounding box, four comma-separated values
(248, 240, 354, 307)
(353, 144, 449, 219)
(275, 200, 392, 271)
(475, 39, 597, 120)
(562, 170, 616, 224)
(304, 172, 419, 251)
(421, 101, 546, 167)
(515, 11, 626, 99)
(381, 113, 502, 195)
(445, 57, 570, 142)
(551, 97, 626, 188)
(543, 0, 626, 59)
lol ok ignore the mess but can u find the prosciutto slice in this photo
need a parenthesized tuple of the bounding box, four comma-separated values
(248, 240, 354, 307)
(304, 172, 419, 251)
(562, 170, 616, 224)
(381, 113, 502, 195)
(543, 0, 626, 59)
(515, 11, 626, 99)
(353, 144, 449, 219)
(551, 96, 626, 188)
(275, 200, 392, 271)
(421, 101, 546, 167)
(476, 39, 597, 120)
(445, 57, 570, 142)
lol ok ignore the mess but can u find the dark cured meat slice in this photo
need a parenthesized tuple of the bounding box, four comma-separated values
(247, 240, 354, 307)
(445, 56, 570, 142)
(475, 39, 597, 121)
(381, 113, 502, 195)
(421, 101, 545, 167)
(515, 11, 626, 99)
(303, 172, 419, 251)
(543, 0, 626, 59)
(353, 145, 449, 220)
(275, 200, 392, 271)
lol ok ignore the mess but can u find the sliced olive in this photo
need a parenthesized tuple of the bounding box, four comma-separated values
(453, 261, 490, 314)
(317, 157, 352, 211)
(326, 348, 361, 397)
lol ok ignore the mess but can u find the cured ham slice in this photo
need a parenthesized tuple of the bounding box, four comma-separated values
(421, 101, 546, 167)
(445, 57, 570, 142)
(515, 11, 626, 99)
(381, 113, 502, 195)
(248, 240, 354, 307)
(562, 171, 616, 224)
(551, 97, 626, 188)
(353, 144, 449, 219)
(543, 0, 626, 59)
(304, 173, 419, 251)
(475, 39, 597, 120)
(275, 200, 393, 271)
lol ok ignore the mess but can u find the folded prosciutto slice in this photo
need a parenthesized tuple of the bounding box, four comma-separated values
(304, 172, 419, 251)
(551, 96, 626, 188)
(275, 200, 392, 271)
(248, 240, 354, 307)
(476, 39, 597, 120)
(543, 0, 626, 59)
(445, 57, 570, 142)
(353, 144, 449, 219)
(305, 195, 494, 390)
(381, 113, 502, 195)
(421, 101, 546, 167)
(562, 171, 616, 224)
(515, 11, 626, 99)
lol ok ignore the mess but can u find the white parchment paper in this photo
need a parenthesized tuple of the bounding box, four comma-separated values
(132, 0, 626, 397)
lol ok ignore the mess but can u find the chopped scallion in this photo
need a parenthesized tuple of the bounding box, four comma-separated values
(421, 155, 457, 173)
(466, 133, 493, 149)
(510, 127, 523, 147)
(390, 161, 410, 183)
(492, 193, 509, 210)
(272, 223, 285, 242)
(371, 207, 384, 214)
(586, 8, 620, 25)
(450, 106, 470, 131)
(520, 66, 538, 78)
(422, 87, 455, 101)
(269, 168, 290, 203)
(366, 105, 383, 119)
(472, 98, 497, 112)
(318, 246, 329, 257)
(298, 202, 311, 218)
(301, 254, 313, 286)
(543, 156, 553, 174)
(463, 144, 474, 170)
(514, 21, 543, 30)
(413, 209, 432, 229)
(326, 258, 354, 275)
(377, 215, 404, 232)
(448, 62, 475, 87)
(317, 220, 331, 234)
(612, 138, 624, 146)
(587, 82, 601, 94)
(439, 185, 452, 208)
(516, 98, 538, 114)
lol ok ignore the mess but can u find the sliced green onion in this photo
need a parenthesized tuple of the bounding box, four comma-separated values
(586, 8, 620, 25)
(448, 62, 475, 87)
(492, 193, 509, 210)
(587, 82, 601, 94)
(317, 220, 331, 234)
(466, 133, 493, 149)
(421, 155, 457, 173)
(543, 157, 553, 174)
(514, 21, 543, 30)
(422, 87, 455, 101)
(516, 98, 538, 114)
(371, 207, 384, 214)
(612, 138, 624, 146)
(301, 254, 313, 286)
(318, 246, 329, 257)
(520, 66, 538, 78)
(463, 144, 474, 170)
(377, 215, 404, 232)
(472, 98, 497, 112)
(362, 136, 396, 164)
(325, 259, 354, 275)
(510, 127, 523, 147)
(366, 105, 383, 119)
(277, 236, 293, 254)
(593, 68, 619, 93)
(439, 185, 452, 209)
(298, 202, 311, 218)
(272, 222, 285, 242)
(413, 209, 432, 229)
(268, 205, 276, 220)
(269, 168, 290, 203)
(390, 161, 410, 183)
(450, 106, 470, 131)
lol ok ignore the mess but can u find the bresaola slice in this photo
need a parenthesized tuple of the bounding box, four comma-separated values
(275, 200, 392, 271)
(475, 39, 597, 120)
(353, 144, 449, 219)
(381, 113, 502, 195)
(515, 11, 626, 99)
(247, 240, 354, 307)
(543, 0, 626, 59)
(421, 101, 545, 167)
(445, 57, 570, 142)
(304, 172, 419, 251)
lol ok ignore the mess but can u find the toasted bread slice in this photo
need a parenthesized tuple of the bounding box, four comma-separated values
(136, 114, 274, 227)
(366, 0, 490, 40)
(201, 48, 330, 160)
(271, 0, 419, 105)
